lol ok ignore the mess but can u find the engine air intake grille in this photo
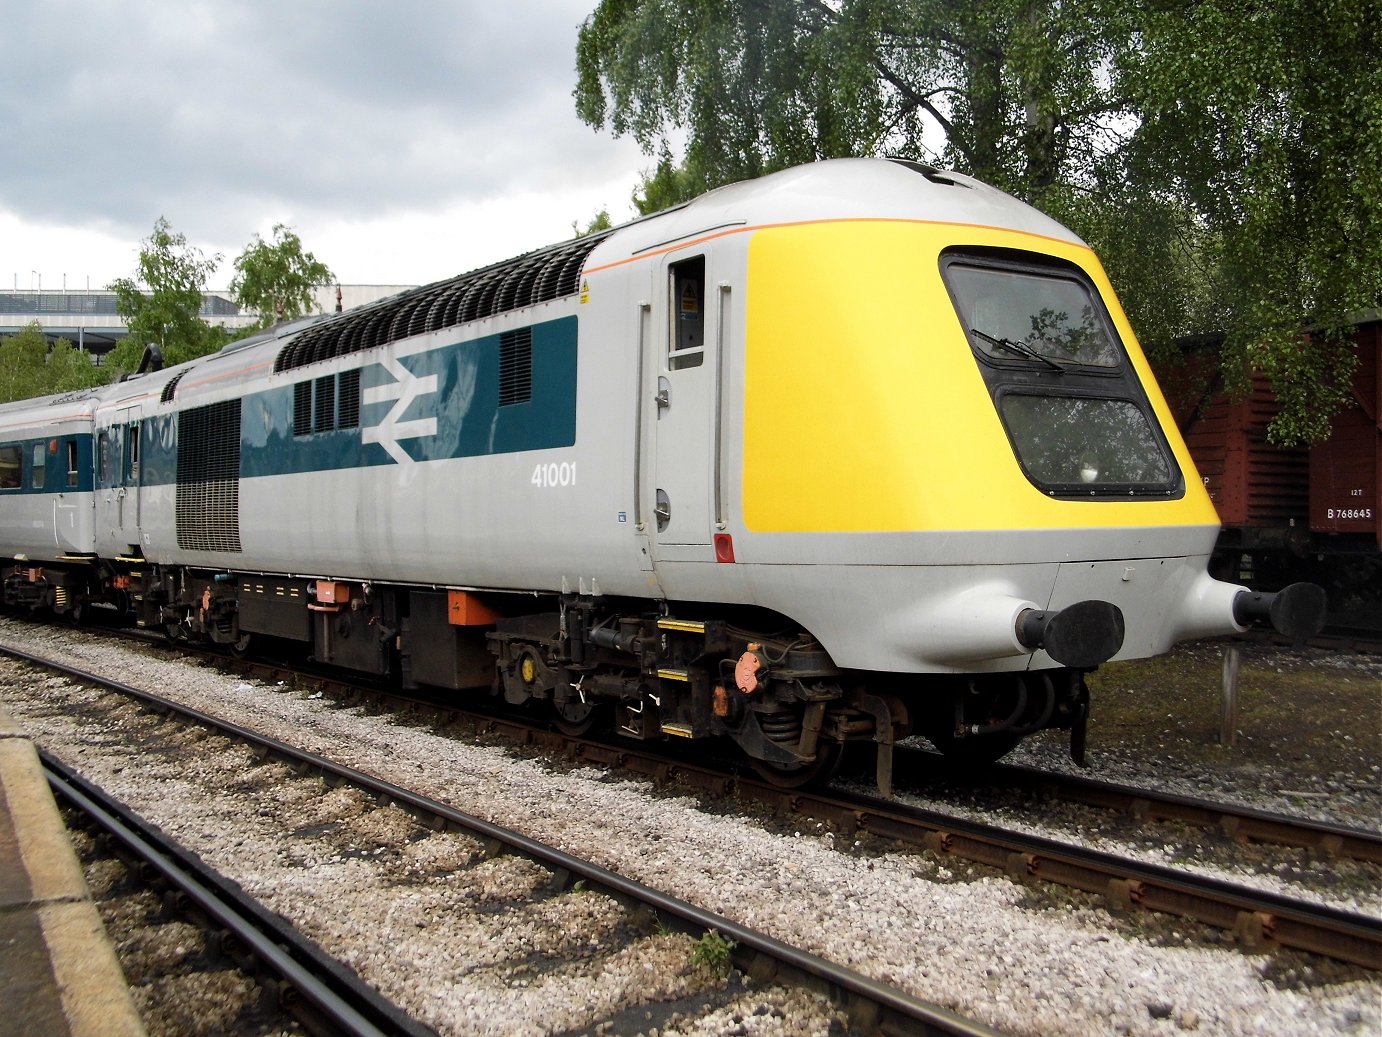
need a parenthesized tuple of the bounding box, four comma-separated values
(176, 399, 242, 553)
(498, 327, 533, 406)
(274, 231, 611, 374)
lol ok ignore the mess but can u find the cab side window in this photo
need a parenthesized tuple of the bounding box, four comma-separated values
(669, 256, 705, 370)
(31, 443, 45, 489)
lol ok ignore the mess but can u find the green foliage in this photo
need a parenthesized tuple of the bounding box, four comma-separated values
(576, 0, 1382, 442)
(632, 143, 706, 214)
(1119, 0, 1382, 444)
(230, 223, 335, 331)
(690, 929, 735, 974)
(0, 322, 105, 404)
(572, 209, 614, 237)
(106, 217, 226, 375)
(577, 2, 1132, 201)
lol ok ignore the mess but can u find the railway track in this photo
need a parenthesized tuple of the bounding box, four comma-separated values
(519, 729, 1382, 970)
(5, 641, 1010, 1037)
(75, 622, 1382, 863)
(889, 750, 1382, 865)
(202, 643, 1382, 868)
(8, 629, 1380, 978)
(45, 752, 434, 1037)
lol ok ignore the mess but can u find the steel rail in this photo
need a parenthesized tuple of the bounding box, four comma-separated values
(966, 758, 1382, 864)
(556, 736, 1382, 970)
(42, 752, 432, 1037)
(6, 643, 1012, 1037)
(97, 625, 1382, 863)
(762, 784, 1382, 972)
(208, 646, 1382, 970)
(13, 633, 1381, 967)
(260, 664, 1382, 972)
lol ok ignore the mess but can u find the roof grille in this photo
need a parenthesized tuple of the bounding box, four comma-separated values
(160, 372, 186, 404)
(275, 231, 611, 374)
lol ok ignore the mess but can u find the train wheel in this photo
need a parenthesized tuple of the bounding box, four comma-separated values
(231, 633, 253, 658)
(552, 698, 602, 738)
(749, 743, 843, 789)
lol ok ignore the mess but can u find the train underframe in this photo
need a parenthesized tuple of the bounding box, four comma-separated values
(5, 560, 1095, 792)
(1, 555, 127, 626)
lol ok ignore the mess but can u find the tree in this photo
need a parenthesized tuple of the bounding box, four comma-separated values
(0, 322, 48, 403)
(0, 322, 104, 404)
(44, 336, 107, 395)
(1119, 0, 1382, 443)
(577, 1, 1132, 203)
(632, 144, 705, 215)
(107, 217, 225, 373)
(576, 0, 1382, 442)
(230, 224, 335, 331)
(572, 209, 614, 237)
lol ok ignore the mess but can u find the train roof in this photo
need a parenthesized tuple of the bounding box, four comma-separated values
(245, 158, 1086, 378)
(592, 157, 1084, 262)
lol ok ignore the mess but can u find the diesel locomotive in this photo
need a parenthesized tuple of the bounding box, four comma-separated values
(0, 159, 1322, 791)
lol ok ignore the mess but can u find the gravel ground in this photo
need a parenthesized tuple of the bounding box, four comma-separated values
(1, 618, 1378, 1037)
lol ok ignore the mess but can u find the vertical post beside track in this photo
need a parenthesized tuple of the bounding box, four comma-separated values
(1220, 646, 1241, 747)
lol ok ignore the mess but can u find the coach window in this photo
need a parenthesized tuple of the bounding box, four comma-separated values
(669, 255, 705, 370)
(67, 440, 80, 488)
(0, 445, 20, 489)
(31, 444, 45, 489)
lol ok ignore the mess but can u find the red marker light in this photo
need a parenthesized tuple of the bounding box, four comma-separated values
(714, 533, 735, 563)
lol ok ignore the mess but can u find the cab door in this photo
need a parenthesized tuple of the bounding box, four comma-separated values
(48, 436, 91, 555)
(650, 251, 719, 551)
(95, 404, 144, 556)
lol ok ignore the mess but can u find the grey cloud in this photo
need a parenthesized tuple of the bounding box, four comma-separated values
(0, 1, 617, 248)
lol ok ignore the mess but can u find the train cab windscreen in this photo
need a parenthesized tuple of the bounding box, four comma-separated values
(942, 251, 1183, 499)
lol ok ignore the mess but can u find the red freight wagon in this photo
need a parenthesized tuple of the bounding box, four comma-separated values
(1157, 317, 1381, 629)
(1158, 347, 1310, 560)
(1310, 320, 1381, 550)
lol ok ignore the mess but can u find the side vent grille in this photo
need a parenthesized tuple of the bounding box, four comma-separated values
(274, 231, 610, 374)
(293, 371, 360, 435)
(313, 376, 335, 433)
(498, 327, 533, 406)
(176, 399, 242, 553)
(338, 369, 361, 428)
(293, 382, 312, 436)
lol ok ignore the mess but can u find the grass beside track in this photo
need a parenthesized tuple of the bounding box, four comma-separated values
(1077, 639, 1380, 811)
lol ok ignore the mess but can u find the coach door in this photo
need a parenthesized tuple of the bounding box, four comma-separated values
(95, 404, 144, 556)
(650, 252, 722, 553)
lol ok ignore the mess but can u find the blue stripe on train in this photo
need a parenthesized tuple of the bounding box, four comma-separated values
(138, 315, 578, 485)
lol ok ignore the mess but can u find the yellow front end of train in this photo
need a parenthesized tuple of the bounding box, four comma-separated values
(741, 218, 1217, 536)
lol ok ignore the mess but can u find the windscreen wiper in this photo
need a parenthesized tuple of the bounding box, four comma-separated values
(970, 327, 1065, 373)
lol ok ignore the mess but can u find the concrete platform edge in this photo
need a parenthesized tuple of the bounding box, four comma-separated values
(0, 704, 147, 1037)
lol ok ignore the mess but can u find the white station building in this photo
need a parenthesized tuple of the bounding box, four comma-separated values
(0, 284, 414, 361)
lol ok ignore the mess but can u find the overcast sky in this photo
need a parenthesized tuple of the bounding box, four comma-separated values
(2, 1, 651, 294)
